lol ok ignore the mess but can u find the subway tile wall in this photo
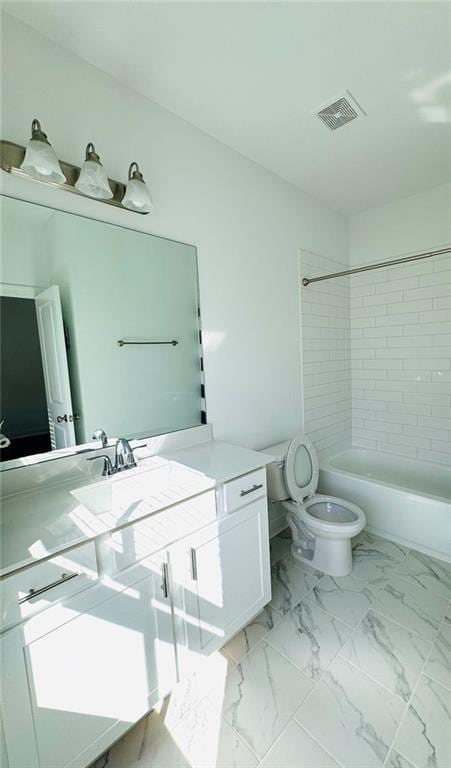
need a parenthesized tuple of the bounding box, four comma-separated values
(350, 253, 451, 465)
(300, 251, 352, 459)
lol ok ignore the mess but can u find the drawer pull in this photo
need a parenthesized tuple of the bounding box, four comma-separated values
(190, 548, 198, 581)
(240, 483, 263, 498)
(160, 562, 169, 598)
(18, 572, 79, 604)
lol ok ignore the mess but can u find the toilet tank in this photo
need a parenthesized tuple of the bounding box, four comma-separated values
(261, 440, 290, 501)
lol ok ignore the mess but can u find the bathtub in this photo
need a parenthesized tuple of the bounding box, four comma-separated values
(319, 448, 451, 563)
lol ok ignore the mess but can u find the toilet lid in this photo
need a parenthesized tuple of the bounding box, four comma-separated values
(284, 431, 319, 503)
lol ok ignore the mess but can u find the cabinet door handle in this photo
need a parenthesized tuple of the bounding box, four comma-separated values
(240, 483, 263, 497)
(18, 572, 79, 604)
(190, 548, 198, 581)
(160, 562, 169, 598)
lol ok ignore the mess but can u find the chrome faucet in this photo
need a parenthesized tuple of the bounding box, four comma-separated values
(92, 428, 108, 448)
(115, 438, 141, 471)
(87, 437, 145, 476)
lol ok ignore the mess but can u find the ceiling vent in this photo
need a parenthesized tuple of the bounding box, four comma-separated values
(315, 91, 366, 131)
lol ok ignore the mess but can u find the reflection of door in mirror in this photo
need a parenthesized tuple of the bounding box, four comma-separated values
(0, 284, 75, 461)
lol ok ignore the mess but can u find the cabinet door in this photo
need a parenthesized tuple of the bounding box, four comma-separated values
(23, 555, 176, 768)
(172, 497, 271, 669)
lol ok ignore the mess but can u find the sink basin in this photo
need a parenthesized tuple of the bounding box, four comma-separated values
(70, 459, 212, 519)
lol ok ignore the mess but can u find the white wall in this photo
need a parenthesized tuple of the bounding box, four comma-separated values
(0, 13, 348, 450)
(349, 183, 451, 266)
(300, 251, 351, 460)
(349, 185, 451, 466)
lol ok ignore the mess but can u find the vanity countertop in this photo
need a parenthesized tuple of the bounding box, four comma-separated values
(0, 440, 270, 578)
(0, 455, 215, 578)
(162, 440, 273, 482)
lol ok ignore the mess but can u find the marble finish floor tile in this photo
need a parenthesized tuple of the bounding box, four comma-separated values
(306, 572, 379, 628)
(424, 620, 451, 691)
(270, 557, 322, 615)
(108, 696, 257, 768)
(372, 574, 448, 642)
(397, 550, 451, 601)
(295, 656, 405, 768)
(259, 720, 339, 768)
(107, 702, 189, 768)
(394, 675, 451, 768)
(359, 532, 407, 559)
(165, 650, 234, 725)
(340, 610, 431, 702)
(219, 641, 314, 758)
(266, 600, 352, 681)
(351, 534, 407, 587)
(385, 750, 416, 768)
(223, 606, 283, 664)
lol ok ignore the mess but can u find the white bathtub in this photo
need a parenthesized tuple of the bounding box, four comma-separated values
(319, 448, 451, 563)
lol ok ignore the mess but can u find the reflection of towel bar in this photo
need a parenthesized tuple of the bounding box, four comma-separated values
(117, 339, 178, 347)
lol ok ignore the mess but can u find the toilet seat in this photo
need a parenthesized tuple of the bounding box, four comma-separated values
(284, 431, 319, 502)
(283, 431, 364, 533)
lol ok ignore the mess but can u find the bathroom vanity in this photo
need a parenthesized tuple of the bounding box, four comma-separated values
(0, 432, 271, 768)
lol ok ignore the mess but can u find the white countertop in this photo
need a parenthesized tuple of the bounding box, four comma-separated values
(162, 440, 272, 482)
(0, 440, 270, 578)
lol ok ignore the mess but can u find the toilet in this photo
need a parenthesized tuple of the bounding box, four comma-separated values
(263, 431, 366, 577)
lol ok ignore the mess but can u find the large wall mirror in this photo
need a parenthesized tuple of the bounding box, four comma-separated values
(0, 196, 205, 467)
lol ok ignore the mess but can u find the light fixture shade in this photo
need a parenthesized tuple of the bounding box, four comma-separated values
(20, 119, 66, 184)
(75, 143, 113, 199)
(122, 162, 153, 213)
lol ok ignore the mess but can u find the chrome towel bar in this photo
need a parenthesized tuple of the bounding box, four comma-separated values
(117, 339, 178, 347)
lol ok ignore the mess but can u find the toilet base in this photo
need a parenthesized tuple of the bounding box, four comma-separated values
(291, 535, 353, 577)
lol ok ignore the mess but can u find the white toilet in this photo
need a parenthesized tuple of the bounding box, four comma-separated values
(264, 431, 366, 577)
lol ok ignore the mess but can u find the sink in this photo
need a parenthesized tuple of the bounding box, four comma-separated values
(70, 459, 212, 519)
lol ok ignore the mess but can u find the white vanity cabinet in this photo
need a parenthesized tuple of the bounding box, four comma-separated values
(1, 452, 271, 768)
(1, 548, 177, 768)
(171, 470, 271, 674)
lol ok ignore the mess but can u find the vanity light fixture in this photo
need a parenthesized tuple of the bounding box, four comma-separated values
(20, 119, 66, 184)
(75, 143, 113, 199)
(122, 162, 153, 213)
(1, 120, 152, 215)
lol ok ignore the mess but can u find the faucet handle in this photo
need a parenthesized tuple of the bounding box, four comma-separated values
(87, 454, 114, 477)
(115, 439, 146, 470)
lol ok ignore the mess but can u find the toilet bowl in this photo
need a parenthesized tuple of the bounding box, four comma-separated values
(263, 432, 366, 577)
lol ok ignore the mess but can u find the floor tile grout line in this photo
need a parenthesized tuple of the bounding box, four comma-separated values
(217, 638, 322, 764)
(380, 645, 434, 768)
(338, 650, 418, 706)
(390, 570, 451, 604)
(379, 576, 451, 768)
(253, 712, 345, 767)
(274, 590, 356, 631)
(223, 605, 289, 666)
(421, 669, 451, 694)
(257, 635, 324, 687)
(290, 715, 346, 768)
(368, 604, 440, 644)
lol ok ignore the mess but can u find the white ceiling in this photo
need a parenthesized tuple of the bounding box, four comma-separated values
(4, 1, 451, 214)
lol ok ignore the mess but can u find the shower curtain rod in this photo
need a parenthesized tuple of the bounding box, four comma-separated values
(301, 246, 451, 287)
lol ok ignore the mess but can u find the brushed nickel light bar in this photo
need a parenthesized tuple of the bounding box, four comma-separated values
(302, 247, 451, 287)
(0, 139, 130, 211)
(1, 119, 153, 214)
